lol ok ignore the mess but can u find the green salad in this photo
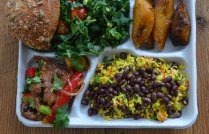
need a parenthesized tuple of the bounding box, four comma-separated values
(52, 0, 130, 57)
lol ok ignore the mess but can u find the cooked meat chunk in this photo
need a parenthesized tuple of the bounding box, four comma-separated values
(30, 83, 42, 95)
(22, 56, 75, 121)
(44, 88, 57, 106)
(21, 103, 42, 121)
(39, 57, 71, 89)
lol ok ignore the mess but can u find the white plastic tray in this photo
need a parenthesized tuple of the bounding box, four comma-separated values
(16, 0, 198, 128)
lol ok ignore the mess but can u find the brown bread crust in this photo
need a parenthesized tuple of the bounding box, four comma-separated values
(5, 0, 60, 50)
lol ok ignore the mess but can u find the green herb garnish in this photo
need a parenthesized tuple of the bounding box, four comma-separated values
(51, 74, 63, 92)
(54, 105, 69, 128)
(26, 76, 41, 85)
(22, 97, 35, 109)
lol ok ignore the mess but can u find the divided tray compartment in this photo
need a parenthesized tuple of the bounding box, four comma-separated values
(16, 0, 197, 128)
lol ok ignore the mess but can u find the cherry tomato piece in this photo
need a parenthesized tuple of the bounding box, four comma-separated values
(26, 67, 36, 78)
(71, 7, 87, 20)
(78, 8, 87, 20)
(57, 21, 69, 35)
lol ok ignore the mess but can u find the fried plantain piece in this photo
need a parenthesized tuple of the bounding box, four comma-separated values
(170, 0, 191, 46)
(141, 32, 154, 49)
(153, 0, 174, 51)
(132, 0, 154, 48)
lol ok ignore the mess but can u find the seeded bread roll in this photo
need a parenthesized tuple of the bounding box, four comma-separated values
(5, 0, 60, 50)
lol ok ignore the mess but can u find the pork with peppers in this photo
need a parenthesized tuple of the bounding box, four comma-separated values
(21, 56, 84, 127)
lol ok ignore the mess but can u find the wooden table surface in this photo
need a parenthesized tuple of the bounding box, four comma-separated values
(0, 0, 208, 134)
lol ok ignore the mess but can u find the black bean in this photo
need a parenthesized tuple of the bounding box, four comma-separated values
(131, 77, 136, 83)
(163, 97, 170, 104)
(146, 85, 152, 90)
(151, 92, 157, 102)
(121, 86, 126, 92)
(92, 109, 98, 115)
(182, 97, 189, 105)
(174, 90, 178, 97)
(124, 66, 129, 73)
(134, 71, 139, 76)
(88, 108, 94, 116)
(138, 92, 145, 97)
(167, 95, 172, 100)
(153, 82, 165, 88)
(108, 93, 114, 98)
(171, 81, 175, 86)
(120, 52, 127, 59)
(134, 84, 140, 92)
(123, 67, 129, 78)
(169, 90, 175, 96)
(85, 90, 91, 96)
(81, 99, 89, 105)
(142, 97, 151, 104)
(133, 114, 141, 120)
(129, 65, 133, 71)
(146, 93, 151, 98)
(23, 105, 30, 112)
(172, 85, 178, 90)
(146, 68, 153, 74)
(141, 86, 148, 94)
(143, 72, 148, 78)
(176, 80, 181, 86)
(125, 84, 132, 91)
(136, 77, 142, 84)
(170, 111, 182, 118)
(140, 80, 145, 86)
(99, 88, 105, 94)
(115, 73, 123, 82)
(138, 68, 144, 74)
(115, 87, 120, 91)
(165, 83, 172, 89)
(141, 103, 148, 109)
(99, 98, 106, 104)
(164, 76, 172, 83)
(127, 72, 133, 79)
(167, 103, 173, 110)
(105, 102, 112, 107)
(112, 90, 118, 95)
(151, 75, 156, 80)
(119, 79, 126, 85)
(172, 62, 179, 68)
(108, 87, 113, 93)
(157, 92, 164, 98)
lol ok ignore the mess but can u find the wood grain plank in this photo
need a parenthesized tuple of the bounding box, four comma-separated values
(0, 0, 209, 133)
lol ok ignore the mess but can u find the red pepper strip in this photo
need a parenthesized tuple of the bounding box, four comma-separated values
(46, 72, 83, 123)
(59, 80, 84, 96)
(26, 67, 36, 78)
(23, 93, 32, 97)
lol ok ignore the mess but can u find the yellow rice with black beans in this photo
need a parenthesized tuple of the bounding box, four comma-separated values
(81, 53, 189, 122)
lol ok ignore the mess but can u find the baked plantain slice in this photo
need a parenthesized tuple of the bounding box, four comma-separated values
(153, 0, 174, 51)
(132, 0, 154, 48)
(170, 0, 191, 46)
(141, 32, 154, 49)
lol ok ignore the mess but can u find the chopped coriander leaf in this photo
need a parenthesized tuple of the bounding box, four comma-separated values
(22, 97, 35, 109)
(51, 74, 63, 92)
(38, 60, 46, 68)
(26, 76, 41, 85)
(54, 105, 69, 128)
(93, 75, 100, 85)
(23, 85, 30, 93)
